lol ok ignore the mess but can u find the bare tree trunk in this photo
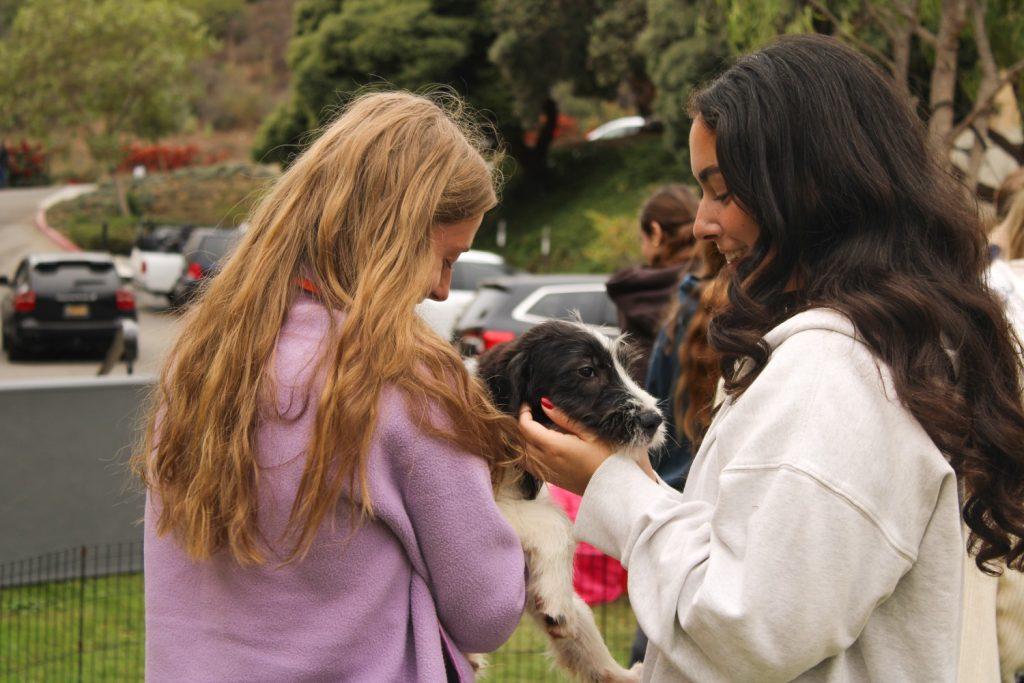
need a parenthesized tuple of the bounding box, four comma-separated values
(928, 0, 967, 150)
(884, 0, 919, 100)
(963, 0, 999, 191)
(112, 172, 131, 217)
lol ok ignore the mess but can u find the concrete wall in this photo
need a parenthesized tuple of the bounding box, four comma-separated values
(0, 376, 152, 566)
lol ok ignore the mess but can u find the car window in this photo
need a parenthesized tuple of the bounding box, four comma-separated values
(456, 286, 509, 329)
(525, 290, 612, 327)
(31, 262, 119, 293)
(14, 262, 28, 286)
(136, 227, 184, 252)
(450, 261, 510, 292)
(189, 232, 239, 269)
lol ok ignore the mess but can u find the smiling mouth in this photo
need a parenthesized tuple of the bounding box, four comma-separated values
(720, 247, 747, 264)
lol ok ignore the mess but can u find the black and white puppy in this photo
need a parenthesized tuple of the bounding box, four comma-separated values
(474, 320, 664, 683)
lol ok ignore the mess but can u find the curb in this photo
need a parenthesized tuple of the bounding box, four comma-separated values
(33, 184, 98, 253)
(34, 206, 80, 252)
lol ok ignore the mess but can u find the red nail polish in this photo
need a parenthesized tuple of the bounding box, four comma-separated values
(541, 397, 554, 410)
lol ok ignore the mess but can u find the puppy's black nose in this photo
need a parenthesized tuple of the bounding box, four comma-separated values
(640, 411, 662, 432)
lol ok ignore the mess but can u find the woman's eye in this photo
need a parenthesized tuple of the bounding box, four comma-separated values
(714, 191, 732, 203)
(577, 366, 595, 378)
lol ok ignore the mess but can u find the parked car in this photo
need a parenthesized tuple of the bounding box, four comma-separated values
(416, 250, 518, 340)
(129, 224, 193, 302)
(453, 274, 618, 356)
(169, 228, 243, 307)
(0, 252, 137, 359)
(584, 116, 663, 142)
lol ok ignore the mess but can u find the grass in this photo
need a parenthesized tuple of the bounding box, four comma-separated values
(479, 134, 689, 273)
(486, 598, 637, 682)
(0, 573, 144, 682)
(1, 573, 636, 683)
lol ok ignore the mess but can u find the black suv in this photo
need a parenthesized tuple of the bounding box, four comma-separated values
(1, 252, 137, 359)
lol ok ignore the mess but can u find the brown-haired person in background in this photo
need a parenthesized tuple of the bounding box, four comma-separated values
(628, 240, 725, 664)
(605, 185, 699, 382)
(546, 185, 701, 613)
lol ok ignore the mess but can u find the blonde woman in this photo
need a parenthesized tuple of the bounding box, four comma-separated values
(135, 92, 528, 681)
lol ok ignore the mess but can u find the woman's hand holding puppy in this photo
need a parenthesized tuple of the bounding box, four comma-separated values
(518, 400, 657, 496)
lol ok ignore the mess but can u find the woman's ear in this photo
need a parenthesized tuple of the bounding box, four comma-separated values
(650, 220, 664, 247)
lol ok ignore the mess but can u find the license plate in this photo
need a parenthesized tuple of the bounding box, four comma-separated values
(63, 303, 89, 318)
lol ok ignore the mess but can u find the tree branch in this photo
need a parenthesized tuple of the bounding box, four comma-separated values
(988, 128, 1024, 165)
(888, 0, 937, 44)
(949, 58, 1024, 142)
(804, 0, 896, 72)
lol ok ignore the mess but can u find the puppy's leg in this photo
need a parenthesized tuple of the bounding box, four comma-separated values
(544, 593, 641, 683)
(497, 487, 577, 630)
(500, 488, 640, 683)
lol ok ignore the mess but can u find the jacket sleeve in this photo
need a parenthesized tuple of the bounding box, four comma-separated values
(578, 457, 922, 680)
(398, 428, 527, 653)
(575, 334, 953, 681)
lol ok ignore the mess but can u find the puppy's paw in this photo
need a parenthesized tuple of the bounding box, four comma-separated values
(533, 594, 572, 639)
(599, 662, 642, 683)
(466, 652, 488, 673)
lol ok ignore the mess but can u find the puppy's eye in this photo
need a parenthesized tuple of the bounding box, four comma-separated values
(577, 366, 595, 378)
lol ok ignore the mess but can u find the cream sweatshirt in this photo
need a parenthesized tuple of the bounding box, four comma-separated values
(576, 309, 964, 682)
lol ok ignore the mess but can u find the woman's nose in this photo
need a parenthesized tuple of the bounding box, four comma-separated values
(692, 213, 721, 241)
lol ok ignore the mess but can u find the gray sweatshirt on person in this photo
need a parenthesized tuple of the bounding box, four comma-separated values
(576, 309, 963, 681)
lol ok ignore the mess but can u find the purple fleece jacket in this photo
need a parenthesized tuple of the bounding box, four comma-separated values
(144, 297, 527, 682)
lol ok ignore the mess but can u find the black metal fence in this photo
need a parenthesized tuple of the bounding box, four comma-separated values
(1, 543, 144, 682)
(0, 542, 635, 682)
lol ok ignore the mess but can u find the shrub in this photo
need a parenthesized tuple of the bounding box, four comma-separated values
(5, 140, 50, 187)
(119, 143, 201, 172)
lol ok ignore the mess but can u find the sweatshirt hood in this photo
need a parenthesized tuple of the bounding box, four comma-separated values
(762, 308, 859, 351)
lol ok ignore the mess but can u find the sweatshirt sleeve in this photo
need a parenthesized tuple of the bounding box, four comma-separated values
(579, 457, 918, 680)
(398, 427, 527, 653)
(575, 331, 950, 681)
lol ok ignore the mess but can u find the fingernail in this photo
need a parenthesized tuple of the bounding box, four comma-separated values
(541, 397, 554, 410)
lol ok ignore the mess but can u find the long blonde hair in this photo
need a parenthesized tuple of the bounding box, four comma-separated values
(1001, 186, 1024, 260)
(134, 91, 529, 565)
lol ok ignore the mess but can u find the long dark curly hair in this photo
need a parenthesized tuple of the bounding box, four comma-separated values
(690, 34, 1024, 573)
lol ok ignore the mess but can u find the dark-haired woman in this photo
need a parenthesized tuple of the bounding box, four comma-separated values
(519, 34, 1024, 681)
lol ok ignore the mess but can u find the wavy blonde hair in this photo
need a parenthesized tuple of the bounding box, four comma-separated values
(134, 91, 530, 565)
(1001, 186, 1024, 260)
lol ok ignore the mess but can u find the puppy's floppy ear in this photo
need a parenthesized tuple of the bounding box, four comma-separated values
(476, 340, 530, 414)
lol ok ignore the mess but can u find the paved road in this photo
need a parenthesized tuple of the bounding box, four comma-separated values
(0, 187, 181, 381)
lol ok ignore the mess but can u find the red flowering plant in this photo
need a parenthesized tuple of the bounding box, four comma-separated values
(5, 140, 49, 186)
(119, 143, 200, 173)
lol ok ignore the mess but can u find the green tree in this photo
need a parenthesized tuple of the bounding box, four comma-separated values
(253, 0, 511, 167)
(719, 0, 1024, 194)
(0, 0, 213, 213)
(588, 0, 655, 116)
(487, 0, 598, 175)
(638, 0, 731, 158)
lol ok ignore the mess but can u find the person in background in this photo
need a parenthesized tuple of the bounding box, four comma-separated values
(628, 241, 725, 664)
(548, 185, 701, 610)
(0, 140, 9, 189)
(990, 169, 1024, 259)
(605, 184, 699, 382)
(521, 35, 1024, 680)
(134, 91, 528, 682)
